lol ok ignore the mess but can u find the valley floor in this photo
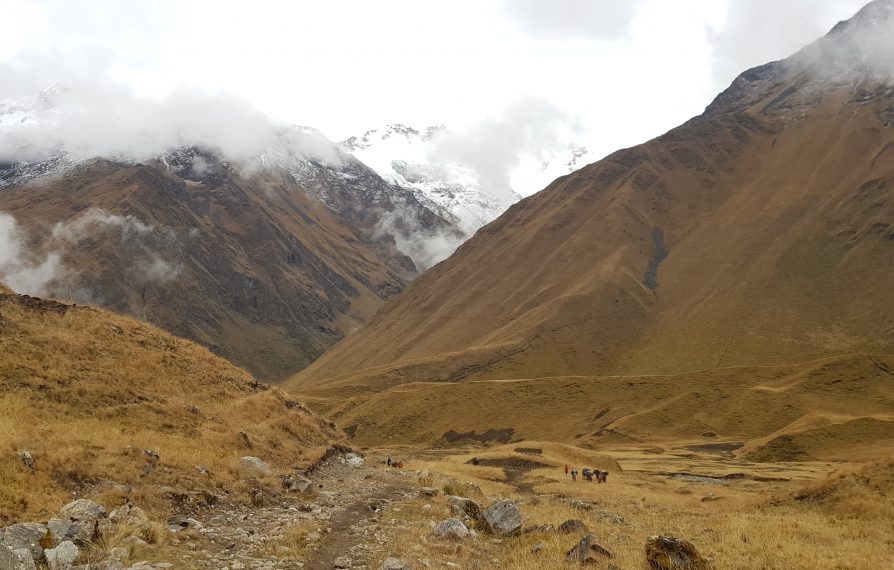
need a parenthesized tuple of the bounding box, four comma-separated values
(130, 442, 892, 569)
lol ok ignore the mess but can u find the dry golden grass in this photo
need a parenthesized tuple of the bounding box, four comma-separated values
(0, 291, 343, 523)
(375, 443, 894, 569)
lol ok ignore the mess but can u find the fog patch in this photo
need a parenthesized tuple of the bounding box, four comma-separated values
(0, 212, 64, 296)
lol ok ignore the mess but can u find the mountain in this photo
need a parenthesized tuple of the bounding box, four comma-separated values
(288, 1, 894, 451)
(342, 123, 591, 235)
(0, 97, 458, 380)
(0, 284, 343, 522)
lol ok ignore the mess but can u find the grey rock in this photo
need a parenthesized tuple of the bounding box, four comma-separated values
(239, 456, 272, 475)
(281, 474, 313, 493)
(45, 540, 79, 570)
(559, 519, 588, 534)
(59, 499, 106, 524)
(481, 500, 522, 536)
(432, 518, 474, 540)
(419, 487, 439, 498)
(380, 557, 411, 570)
(2, 522, 47, 561)
(334, 556, 352, 568)
(531, 543, 545, 555)
(47, 518, 91, 547)
(566, 534, 614, 564)
(344, 453, 364, 468)
(0, 543, 36, 570)
(108, 546, 129, 561)
(523, 524, 555, 534)
(445, 496, 482, 521)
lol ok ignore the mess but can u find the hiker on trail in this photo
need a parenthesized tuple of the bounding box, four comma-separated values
(582, 468, 594, 482)
(472, 457, 480, 466)
(571, 469, 578, 482)
(564, 464, 569, 476)
(595, 469, 608, 483)
(387, 457, 392, 467)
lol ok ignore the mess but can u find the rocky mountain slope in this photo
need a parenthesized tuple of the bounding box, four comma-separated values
(0, 284, 344, 524)
(289, 1, 894, 452)
(0, 99, 457, 380)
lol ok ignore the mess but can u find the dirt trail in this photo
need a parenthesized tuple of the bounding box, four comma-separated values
(171, 454, 418, 569)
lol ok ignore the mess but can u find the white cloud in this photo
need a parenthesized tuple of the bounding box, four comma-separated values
(507, 0, 644, 40)
(0, 212, 63, 296)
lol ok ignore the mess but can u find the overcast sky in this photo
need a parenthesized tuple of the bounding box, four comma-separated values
(0, 0, 867, 163)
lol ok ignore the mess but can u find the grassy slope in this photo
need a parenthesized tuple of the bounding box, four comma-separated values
(0, 289, 343, 523)
(296, 354, 894, 461)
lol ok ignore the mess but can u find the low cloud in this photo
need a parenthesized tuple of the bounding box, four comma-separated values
(708, 0, 866, 87)
(51, 208, 157, 242)
(507, 0, 643, 40)
(430, 98, 582, 203)
(0, 212, 64, 296)
(375, 201, 466, 272)
(0, 55, 342, 167)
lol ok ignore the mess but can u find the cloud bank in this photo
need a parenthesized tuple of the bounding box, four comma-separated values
(0, 56, 341, 166)
(507, 0, 644, 40)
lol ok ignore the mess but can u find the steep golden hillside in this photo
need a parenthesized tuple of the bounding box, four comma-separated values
(0, 151, 447, 380)
(290, 3, 894, 397)
(0, 287, 343, 522)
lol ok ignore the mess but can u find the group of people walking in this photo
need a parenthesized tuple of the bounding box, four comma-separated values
(564, 464, 608, 483)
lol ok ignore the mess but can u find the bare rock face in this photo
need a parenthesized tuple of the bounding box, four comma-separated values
(432, 518, 474, 540)
(481, 500, 522, 536)
(645, 536, 707, 570)
(566, 534, 614, 564)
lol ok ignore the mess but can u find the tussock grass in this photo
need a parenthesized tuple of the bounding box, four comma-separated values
(0, 292, 342, 522)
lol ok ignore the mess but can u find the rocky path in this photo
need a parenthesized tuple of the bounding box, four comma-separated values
(176, 454, 417, 570)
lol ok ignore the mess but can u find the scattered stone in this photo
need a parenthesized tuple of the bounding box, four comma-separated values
(445, 496, 482, 521)
(701, 493, 722, 502)
(570, 500, 593, 510)
(524, 524, 555, 534)
(2, 522, 48, 561)
(143, 449, 160, 462)
(195, 466, 210, 475)
(0, 544, 36, 570)
(481, 500, 522, 536)
(645, 536, 707, 570)
(108, 546, 129, 561)
(380, 557, 412, 570)
(531, 543, 546, 555)
(566, 534, 614, 564)
(419, 487, 439, 498)
(122, 536, 149, 547)
(17, 451, 34, 474)
(44, 540, 79, 570)
(593, 510, 625, 525)
(239, 456, 272, 475)
(559, 519, 588, 534)
(167, 515, 202, 533)
(334, 555, 352, 568)
(345, 453, 364, 468)
(432, 519, 474, 540)
(59, 499, 106, 525)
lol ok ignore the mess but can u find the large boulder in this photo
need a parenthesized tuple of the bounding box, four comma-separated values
(445, 496, 482, 521)
(58, 499, 106, 544)
(566, 534, 614, 564)
(1, 522, 47, 561)
(481, 500, 522, 536)
(240, 456, 272, 475)
(645, 536, 707, 570)
(432, 518, 474, 540)
(44, 541, 79, 570)
(0, 543, 37, 570)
